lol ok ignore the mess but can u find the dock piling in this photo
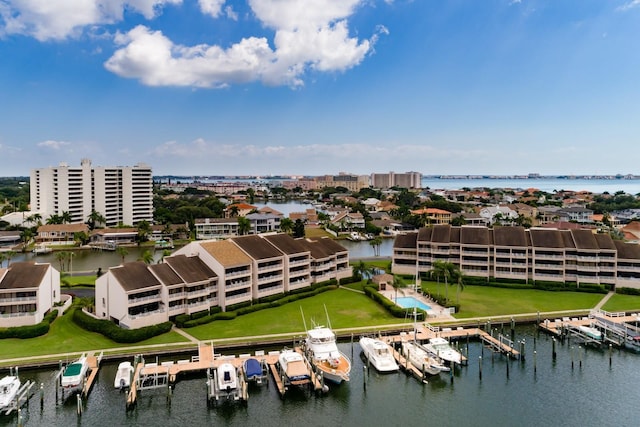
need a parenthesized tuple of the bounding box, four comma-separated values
(609, 344, 612, 367)
(533, 351, 537, 375)
(478, 356, 482, 380)
(552, 338, 557, 361)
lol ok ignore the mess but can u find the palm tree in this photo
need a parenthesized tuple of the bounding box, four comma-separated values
(450, 264, 465, 305)
(280, 217, 294, 234)
(237, 216, 251, 235)
(20, 229, 33, 247)
(369, 236, 383, 256)
(138, 250, 154, 265)
(0, 253, 6, 268)
(116, 246, 129, 264)
(160, 249, 172, 263)
(352, 260, 373, 281)
(46, 214, 63, 225)
(390, 274, 405, 302)
(54, 251, 68, 272)
(428, 260, 451, 303)
(4, 250, 16, 267)
(86, 210, 106, 230)
(25, 213, 42, 227)
(136, 220, 152, 244)
(60, 211, 72, 224)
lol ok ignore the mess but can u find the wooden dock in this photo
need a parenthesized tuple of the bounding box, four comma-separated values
(81, 351, 103, 399)
(390, 345, 428, 383)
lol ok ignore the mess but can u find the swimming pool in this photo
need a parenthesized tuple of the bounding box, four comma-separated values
(395, 296, 431, 311)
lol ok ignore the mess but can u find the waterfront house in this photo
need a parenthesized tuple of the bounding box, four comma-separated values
(194, 217, 239, 240)
(409, 208, 453, 225)
(0, 262, 60, 327)
(36, 223, 89, 246)
(245, 212, 282, 234)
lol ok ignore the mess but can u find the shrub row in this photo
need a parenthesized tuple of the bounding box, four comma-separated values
(363, 285, 425, 320)
(339, 275, 360, 286)
(72, 307, 172, 343)
(0, 309, 58, 339)
(612, 287, 640, 296)
(180, 284, 337, 328)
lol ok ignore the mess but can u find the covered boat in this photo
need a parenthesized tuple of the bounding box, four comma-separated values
(243, 358, 268, 385)
(61, 356, 89, 392)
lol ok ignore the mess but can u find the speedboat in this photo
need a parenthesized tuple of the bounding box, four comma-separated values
(216, 363, 238, 395)
(0, 376, 20, 414)
(359, 337, 399, 373)
(278, 349, 311, 385)
(422, 337, 463, 365)
(304, 325, 351, 384)
(401, 340, 448, 375)
(61, 356, 89, 392)
(114, 361, 134, 390)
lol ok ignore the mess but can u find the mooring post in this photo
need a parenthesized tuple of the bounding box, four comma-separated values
(76, 393, 82, 416)
(571, 346, 574, 370)
(506, 358, 509, 379)
(552, 337, 557, 360)
(40, 383, 44, 411)
(450, 363, 454, 384)
(609, 344, 613, 367)
(534, 350, 537, 375)
(478, 356, 482, 380)
(579, 345, 582, 369)
(351, 333, 354, 360)
(363, 366, 367, 392)
(510, 318, 515, 341)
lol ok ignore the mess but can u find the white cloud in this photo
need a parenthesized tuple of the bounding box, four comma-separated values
(0, 0, 181, 41)
(37, 140, 71, 150)
(617, 0, 640, 11)
(106, 0, 382, 88)
(225, 5, 238, 21)
(198, 0, 225, 18)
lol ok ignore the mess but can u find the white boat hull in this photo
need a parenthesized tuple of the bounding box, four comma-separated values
(0, 376, 20, 412)
(402, 341, 445, 375)
(360, 337, 399, 373)
(114, 361, 134, 389)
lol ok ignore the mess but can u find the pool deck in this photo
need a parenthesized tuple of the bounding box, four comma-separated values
(380, 287, 454, 321)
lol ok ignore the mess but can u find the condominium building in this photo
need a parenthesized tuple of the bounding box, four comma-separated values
(315, 173, 370, 192)
(0, 262, 61, 327)
(30, 158, 153, 227)
(371, 171, 422, 189)
(95, 234, 351, 328)
(392, 225, 640, 289)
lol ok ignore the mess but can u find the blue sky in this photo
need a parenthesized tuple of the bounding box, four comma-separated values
(1, 0, 639, 177)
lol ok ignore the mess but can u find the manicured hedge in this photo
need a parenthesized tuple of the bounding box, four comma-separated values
(0, 309, 58, 339)
(72, 307, 172, 343)
(339, 275, 360, 286)
(615, 287, 640, 296)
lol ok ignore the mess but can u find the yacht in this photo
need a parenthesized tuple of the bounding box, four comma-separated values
(359, 337, 399, 373)
(304, 325, 351, 384)
(113, 361, 134, 390)
(401, 340, 448, 375)
(422, 337, 463, 365)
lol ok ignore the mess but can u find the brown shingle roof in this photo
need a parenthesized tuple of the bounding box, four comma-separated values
(460, 227, 490, 245)
(263, 234, 309, 255)
(38, 223, 89, 233)
(493, 226, 528, 247)
(298, 237, 347, 259)
(148, 263, 184, 286)
(594, 233, 616, 250)
(529, 229, 565, 248)
(614, 240, 640, 259)
(394, 232, 418, 249)
(111, 262, 161, 292)
(417, 227, 432, 242)
(164, 254, 216, 282)
(571, 229, 599, 250)
(231, 235, 283, 260)
(200, 240, 252, 267)
(431, 225, 451, 243)
(0, 262, 49, 290)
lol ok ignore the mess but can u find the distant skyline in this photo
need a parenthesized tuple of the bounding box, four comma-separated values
(2, 0, 640, 177)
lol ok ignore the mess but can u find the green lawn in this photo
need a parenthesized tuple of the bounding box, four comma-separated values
(187, 288, 402, 341)
(62, 275, 97, 287)
(601, 294, 640, 312)
(421, 282, 605, 318)
(0, 309, 189, 361)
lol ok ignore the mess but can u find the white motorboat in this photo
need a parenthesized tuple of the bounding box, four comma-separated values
(216, 363, 238, 395)
(60, 356, 90, 392)
(401, 340, 448, 375)
(278, 349, 311, 385)
(114, 361, 134, 390)
(304, 325, 351, 384)
(578, 325, 602, 341)
(0, 376, 20, 413)
(359, 337, 399, 373)
(423, 337, 463, 365)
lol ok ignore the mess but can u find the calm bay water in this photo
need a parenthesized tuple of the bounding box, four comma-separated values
(2, 326, 638, 427)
